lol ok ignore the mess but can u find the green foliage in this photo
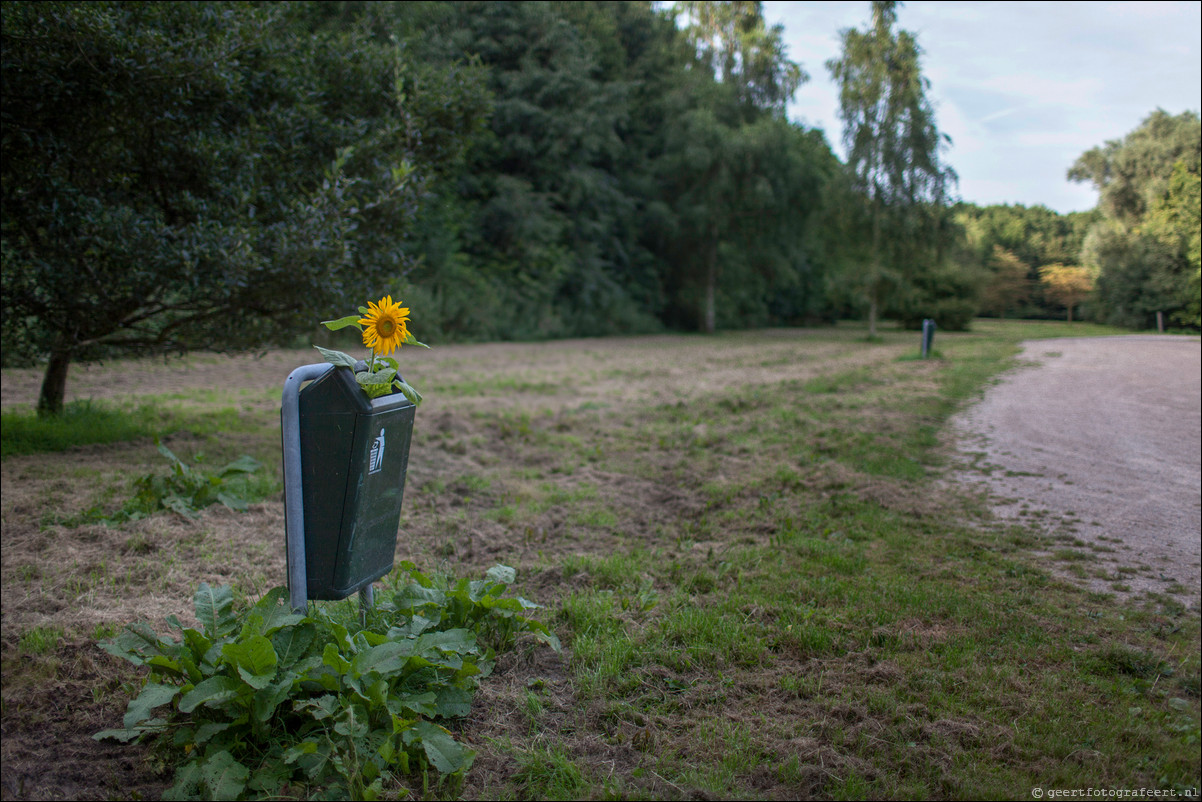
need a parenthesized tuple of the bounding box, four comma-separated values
(116, 442, 265, 521)
(952, 202, 1096, 320)
(315, 307, 429, 406)
(97, 565, 559, 800)
(0, 1, 486, 412)
(827, 1, 958, 335)
(59, 440, 271, 526)
(1, 0, 1000, 390)
(1071, 110, 1201, 329)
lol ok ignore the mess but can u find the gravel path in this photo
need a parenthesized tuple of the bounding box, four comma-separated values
(952, 335, 1201, 607)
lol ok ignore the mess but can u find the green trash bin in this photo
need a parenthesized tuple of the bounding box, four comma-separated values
(296, 366, 415, 600)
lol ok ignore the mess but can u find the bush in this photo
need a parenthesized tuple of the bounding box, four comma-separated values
(97, 564, 559, 800)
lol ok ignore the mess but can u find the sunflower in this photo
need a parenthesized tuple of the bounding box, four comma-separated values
(358, 295, 409, 356)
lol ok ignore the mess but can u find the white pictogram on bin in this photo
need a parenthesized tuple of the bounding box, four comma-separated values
(369, 428, 385, 474)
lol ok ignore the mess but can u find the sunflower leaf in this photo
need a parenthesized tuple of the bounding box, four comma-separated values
(403, 332, 430, 349)
(319, 315, 363, 332)
(314, 346, 358, 369)
(394, 379, 423, 407)
(357, 370, 398, 399)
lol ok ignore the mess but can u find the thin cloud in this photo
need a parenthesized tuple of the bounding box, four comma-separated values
(763, 0, 1200, 213)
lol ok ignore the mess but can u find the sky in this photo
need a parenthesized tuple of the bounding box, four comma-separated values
(759, 0, 1202, 214)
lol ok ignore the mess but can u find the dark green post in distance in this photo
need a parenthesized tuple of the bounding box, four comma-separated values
(921, 318, 936, 359)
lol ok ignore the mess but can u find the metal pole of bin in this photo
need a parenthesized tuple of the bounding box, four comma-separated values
(281, 363, 334, 613)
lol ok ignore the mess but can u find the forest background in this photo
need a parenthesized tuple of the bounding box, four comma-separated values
(2, 0, 1200, 413)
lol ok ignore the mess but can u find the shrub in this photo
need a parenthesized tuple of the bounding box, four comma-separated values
(97, 564, 559, 800)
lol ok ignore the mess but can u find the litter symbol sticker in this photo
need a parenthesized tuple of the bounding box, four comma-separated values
(369, 428, 385, 474)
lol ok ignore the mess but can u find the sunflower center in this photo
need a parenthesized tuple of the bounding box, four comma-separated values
(377, 318, 397, 337)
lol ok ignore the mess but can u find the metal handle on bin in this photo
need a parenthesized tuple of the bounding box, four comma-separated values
(281, 363, 334, 613)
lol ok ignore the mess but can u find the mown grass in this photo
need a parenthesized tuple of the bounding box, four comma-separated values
(2, 319, 1197, 800)
(1, 391, 276, 458)
(1, 400, 159, 457)
(423, 320, 1199, 800)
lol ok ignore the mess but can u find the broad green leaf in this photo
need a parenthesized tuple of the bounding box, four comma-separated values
(333, 703, 369, 739)
(322, 643, 351, 675)
(314, 345, 359, 369)
(199, 750, 250, 801)
(386, 613, 435, 639)
(364, 677, 390, 709)
(394, 379, 423, 407)
(392, 691, 437, 717)
(283, 740, 318, 764)
(179, 675, 243, 713)
(94, 727, 152, 743)
(193, 721, 232, 745)
(145, 654, 184, 678)
(534, 629, 563, 653)
(407, 721, 474, 774)
(393, 583, 446, 610)
(194, 584, 236, 639)
(272, 623, 317, 666)
(414, 629, 477, 657)
(123, 682, 179, 729)
(290, 738, 334, 780)
(485, 565, 516, 585)
(164, 494, 201, 518)
(253, 588, 305, 636)
(155, 440, 185, 469)
(217, 455, 261, 477)
(215, 490, 250, 512)
(102, 622, 176, 664)
(357, 369, 399, 399)
(357, 368, 396, 386)
(295, 694, 341, 721)
(351, 640, 414, 679)
(252, 679, 292, 723)
(222, 636, 278, 689)
(162, 760, 202, 801)
(403, 331, 431, 349)
(321, 314, 364, 332)
(434, 686, 473, 718)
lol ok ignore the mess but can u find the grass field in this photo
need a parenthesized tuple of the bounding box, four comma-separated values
(1, 319, 1198, 800)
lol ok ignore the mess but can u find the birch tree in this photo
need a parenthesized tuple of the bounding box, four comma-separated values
(827, 1, 955, 336)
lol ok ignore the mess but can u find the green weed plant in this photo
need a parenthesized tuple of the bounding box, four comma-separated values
(97, 564, 559, 800)
(68, 441, 269, 525)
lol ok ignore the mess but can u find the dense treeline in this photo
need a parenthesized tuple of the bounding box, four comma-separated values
(369, 0, 852, 341)
(3, 1, 1199, 414)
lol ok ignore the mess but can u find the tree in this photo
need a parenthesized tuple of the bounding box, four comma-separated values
(0, 1, 484, 414)
(1038, 264, 1093, 322)
(674, 0, 805, 117)
(980, 246, 1032, 319)
(827, 0, 956, 337)
(1069, 109, 1200, 329)
(668, 0, 809, 332)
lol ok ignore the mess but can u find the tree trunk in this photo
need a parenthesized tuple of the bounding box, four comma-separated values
(37, 349, 72, 417)
(703, 241, 717, 334)
(868, 200, 882, 339)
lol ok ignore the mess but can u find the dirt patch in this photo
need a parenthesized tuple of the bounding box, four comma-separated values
(0, 635, 170, 801)
(950, 335, 1201, 607)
